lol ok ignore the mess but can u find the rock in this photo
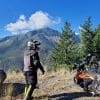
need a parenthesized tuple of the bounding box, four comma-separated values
(0, 70, 7, 85)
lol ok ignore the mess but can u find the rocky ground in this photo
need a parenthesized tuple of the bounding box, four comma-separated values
(0, 70, 100, 100)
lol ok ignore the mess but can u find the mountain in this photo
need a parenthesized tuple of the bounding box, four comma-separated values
(72, 33, 80, 43)
(0, 28, 60, 71)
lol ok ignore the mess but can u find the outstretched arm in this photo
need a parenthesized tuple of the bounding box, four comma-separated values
(37, 61, 45, 74)
(34, 52, 45, 74)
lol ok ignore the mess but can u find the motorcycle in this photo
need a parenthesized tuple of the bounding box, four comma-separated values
(73, 56, 100, 96)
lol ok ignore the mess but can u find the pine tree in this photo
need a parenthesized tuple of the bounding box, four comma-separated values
(52, 21, 79, 70)
(80, 17, 95, 56)
(94, 25, 100, 57)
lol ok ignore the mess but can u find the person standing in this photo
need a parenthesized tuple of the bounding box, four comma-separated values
(23, 41, 45, 100)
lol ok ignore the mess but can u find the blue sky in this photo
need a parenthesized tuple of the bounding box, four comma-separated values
(0, 0, 100, 38)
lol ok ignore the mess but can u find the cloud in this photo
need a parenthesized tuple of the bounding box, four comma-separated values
(79, 26, 86, 32)
(75, 32, 79, 35)
(5, 11, 61, 34)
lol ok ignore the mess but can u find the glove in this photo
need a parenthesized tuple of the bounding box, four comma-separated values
(42, 70, 45, 75)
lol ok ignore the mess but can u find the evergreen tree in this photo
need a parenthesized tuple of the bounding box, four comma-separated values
(80, 17, 95, 56)
(94, 25, 100, 57)
(52, 21, 79, 70)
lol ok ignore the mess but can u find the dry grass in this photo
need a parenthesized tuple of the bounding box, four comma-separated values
(0, 70, 100, 100)
(5, 70, 25, 83)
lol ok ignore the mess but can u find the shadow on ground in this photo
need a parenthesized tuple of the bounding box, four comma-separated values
(0, 83, 93, 100)
(0, 83, 25, 97)
(49, 92, 92, 100)
(30, 92, 92, 100)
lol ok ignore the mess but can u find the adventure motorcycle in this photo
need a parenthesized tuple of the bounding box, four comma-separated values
(73, 55, 100, 96)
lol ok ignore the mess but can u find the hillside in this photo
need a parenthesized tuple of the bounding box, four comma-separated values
(0, 28, 60, 71)
(0, 70, 100, 100)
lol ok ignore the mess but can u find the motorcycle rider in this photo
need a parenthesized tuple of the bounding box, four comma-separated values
(73, 56, 94, 91)
(73, 57, 86, 87)
(23, 40, 45, 100)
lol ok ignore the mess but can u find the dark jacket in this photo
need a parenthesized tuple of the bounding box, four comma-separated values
(34, 52, 45, 73)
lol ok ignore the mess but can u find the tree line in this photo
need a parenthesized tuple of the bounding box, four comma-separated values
(51, 17, 100, 71)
